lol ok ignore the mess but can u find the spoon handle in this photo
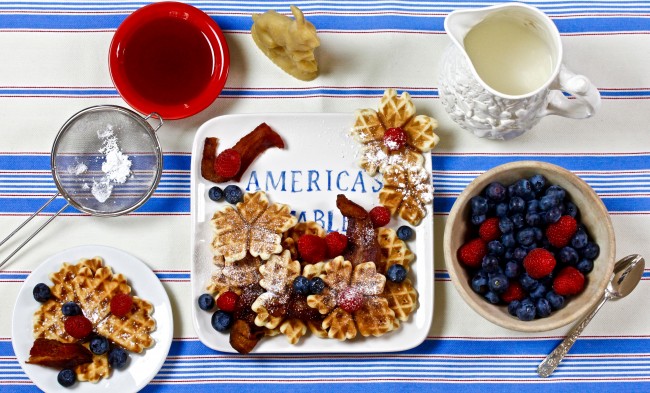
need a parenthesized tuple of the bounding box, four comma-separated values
(537, 294, 610, 378)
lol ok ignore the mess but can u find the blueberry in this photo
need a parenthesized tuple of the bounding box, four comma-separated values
(292, 276, 310, 295)
(529, 174, 546, 194)
(507, 184, 517, 198)
(516, 299, 536, 321)
(485, 182, 507, 202)
(509, 196, 526, 214)
(471, 272, 489, 295)
(470, 214, 485, 226)
(514, 179, 533, 197)
(526, 199, 539, 213)
(504, 248, 515, 261)
(487, 240, 504, 256)
(386, 264, 407, 283)
(32, 283, 51, 303)
(498, 217, 514, 234)
(57, 369, 76, 387)
(564, 201, 578, 218)
(536, 298, 552, 318)
(108, 347, 128, 369)
(544, 207, 562, 224)
(481, 255, 500, 274)
(224, 185, 243, 204)
(582, 242, 600, 259)
(576, 258, 594, 274)
(484, 291, 501, 304)
(539, 195, 558, 211)
(504, 261, 520, 279)
(396, 225, 413, 241)
(558, 247, 579, 265)
(571, 229, 589, 249)
(513, 247, 528, 261)
(89, 336, 109, 355)
(525, 212, 541, 227)
(522, 242, 539, 252)
(208, 186, 224, 202)
(198, 294, 215, 311)
(309, 277, 325, 294)
(546, 291, 566, 310)
(510, 213, 525, 229)
(470, 196, 488, 215)
(495, 203, 509, 217)
(61, 302, 81, 316)
(546, 185, 566, 201)
(501, 233, 516, 248)
(533, 227, 544, 242)
(519, 274, 539, 291)
(508, 300, 522, 316)
(488, 274, 509, 294)
(516, 228, 536, 247)
(211, 310, 233, 332)
(529, 284, 547, 299)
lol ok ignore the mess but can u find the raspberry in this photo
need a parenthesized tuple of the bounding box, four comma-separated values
(553, 266, 585, 296)
(216, 291, 239, 312)
(297, 234, 327, 263)
(457, 238, 487, 269)
(523, 248, 556, 279)
(110, 293, 133, 317)
(383, 127, 407, 151)
(501, 282, 526, 303)
(546, 215, 578, 248)
(338, 287, 363, 313)
(214, 149, 242, 179)
(325, 231, 348, 258)
(64, 315, 93, 339)
(369, 206, 391, 227)
(478, 217, 501, 242)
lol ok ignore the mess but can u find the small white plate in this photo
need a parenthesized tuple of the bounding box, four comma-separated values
(190, 113, 434, 353)
(12, 245, 173, 392)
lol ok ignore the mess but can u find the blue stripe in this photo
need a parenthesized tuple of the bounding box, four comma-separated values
(0, 13, 648, 33)
(431, 154, 650, 172)
(0, 154, 190, 172)
(0, 154, 649, 214)
(5, 339, 650, 390)
(0, 88, 648, 99)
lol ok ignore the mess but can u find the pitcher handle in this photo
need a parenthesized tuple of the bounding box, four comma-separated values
(539, 64, 601, 119)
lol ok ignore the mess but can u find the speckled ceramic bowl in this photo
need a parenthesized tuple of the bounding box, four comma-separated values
(443, 161, 615, 332)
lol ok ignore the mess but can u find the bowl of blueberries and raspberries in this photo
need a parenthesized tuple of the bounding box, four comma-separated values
(443, 161, 615, 332)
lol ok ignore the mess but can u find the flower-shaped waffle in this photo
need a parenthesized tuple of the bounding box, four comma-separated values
(307, 257, 397, 340)
(379, 163, 434, 226)
(351, 88, 440, 176)
(212, 191, 298, 263)
(377, 228, 418, 321)
(251, 250, 325, 344)
(207, 253, 263, 297)
(32, 258, 155, 382)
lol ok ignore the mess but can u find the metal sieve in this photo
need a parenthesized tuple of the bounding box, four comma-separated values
(0, 105, 163, 267)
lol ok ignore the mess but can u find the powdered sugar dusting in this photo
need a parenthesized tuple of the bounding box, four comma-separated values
(91, 125, 132, 203)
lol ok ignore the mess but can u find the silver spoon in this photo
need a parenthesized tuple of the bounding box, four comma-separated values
(537, 254, 645, 378)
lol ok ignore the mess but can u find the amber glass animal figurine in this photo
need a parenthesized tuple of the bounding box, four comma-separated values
(251, 5, 320, 81)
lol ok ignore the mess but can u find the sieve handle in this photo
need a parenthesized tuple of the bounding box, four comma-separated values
(144, 112, 163, 132)
(0, 196, 68, 269)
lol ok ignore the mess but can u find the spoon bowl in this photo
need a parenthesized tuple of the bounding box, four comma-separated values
(607, 254, 645, 299)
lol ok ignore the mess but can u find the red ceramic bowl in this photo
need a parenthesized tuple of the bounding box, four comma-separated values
(109, 2, 230, 120)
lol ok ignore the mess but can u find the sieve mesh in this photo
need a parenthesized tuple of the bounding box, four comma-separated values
(51, 106, 162, 216)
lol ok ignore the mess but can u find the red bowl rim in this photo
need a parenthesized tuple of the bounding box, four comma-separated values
(108, 1, 230, 120)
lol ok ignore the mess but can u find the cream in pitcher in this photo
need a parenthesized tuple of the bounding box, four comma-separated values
(439, 3, 601, 140)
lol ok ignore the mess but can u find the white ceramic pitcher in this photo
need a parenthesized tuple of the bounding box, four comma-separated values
(438, 3, 601, 140)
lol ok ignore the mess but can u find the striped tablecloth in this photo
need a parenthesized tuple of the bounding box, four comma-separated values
(1, 1, 649, 392)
